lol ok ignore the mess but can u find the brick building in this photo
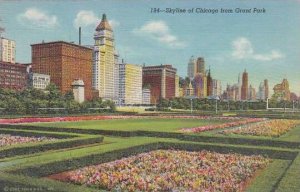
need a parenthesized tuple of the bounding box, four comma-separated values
(31, 41, 94, 100)
(0, 61, 28, 90)
(142, 65, 177, 104)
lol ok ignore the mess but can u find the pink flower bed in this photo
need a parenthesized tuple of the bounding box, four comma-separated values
(0, 115, 241, 124)
(221, 119, 300, 137)
(181, 118, 266, 133)
(49, 150, 270, 191)
(0, 134, 56, 147)
(0, 115, 145, 124)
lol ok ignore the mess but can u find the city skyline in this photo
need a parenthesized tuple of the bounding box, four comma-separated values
(0, 0, 299, 94)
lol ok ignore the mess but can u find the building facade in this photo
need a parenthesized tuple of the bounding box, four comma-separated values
(193, 73, 207, 98)
(195, 57, 205, 74)
(93, 14, 118, 101)
(142, 65, 177, 104)
(175, 75, 180, 97)
(0, 62, 27, 90)
(118, 63, 142, 105)
(241, 70, 248, 100)
(0, 37, 16, 64)
(31, 41, 93, 100)
(264, 79, 269, 100)
(206, 69, 213, 96)
(142, 88, 151, 105)
(272, 79, 291, 101)
(248, 85, 256, 101)
(29, 73, 50, 90)
(212, 79, 222, 97)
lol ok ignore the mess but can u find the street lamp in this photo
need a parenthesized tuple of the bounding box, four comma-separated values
(215, 96, 220, 114)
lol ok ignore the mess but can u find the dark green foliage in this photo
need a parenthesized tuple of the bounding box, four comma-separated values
(0, 86, 115, 115)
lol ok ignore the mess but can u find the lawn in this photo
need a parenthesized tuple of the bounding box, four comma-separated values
(1, 115, 300, 192)
(29, 118, 229, 132)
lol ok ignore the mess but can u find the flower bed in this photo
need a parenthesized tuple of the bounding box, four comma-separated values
(0, 116, 144, 124)
(50, 150, 270, 191)
(0, 115, 242, 124)
(0, 134, 56, 147)
(221, 119, 300, 137)
(181, 118, 266, 133)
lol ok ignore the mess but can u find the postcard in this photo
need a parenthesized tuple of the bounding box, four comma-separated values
(0, 0, 299, 191)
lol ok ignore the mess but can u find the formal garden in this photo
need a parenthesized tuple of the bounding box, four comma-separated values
(0, 115, 299, 191)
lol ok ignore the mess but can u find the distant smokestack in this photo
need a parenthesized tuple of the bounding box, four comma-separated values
(79, 27, 81, 45)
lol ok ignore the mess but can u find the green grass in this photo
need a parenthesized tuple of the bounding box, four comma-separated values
(279, 125, 300, 142)
(29, 118, 229, 132)
(276, 153, 300, 192)
(246, 160, 291, 192)
(1, 116, 300, 191)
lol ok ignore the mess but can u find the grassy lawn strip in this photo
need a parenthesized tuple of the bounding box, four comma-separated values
(276, 152, 300, 192)
(25, 118, 229, 132)
(279, 125, 300, 142)
(246, 160, 291, 192)
(2, 124, 299, 149)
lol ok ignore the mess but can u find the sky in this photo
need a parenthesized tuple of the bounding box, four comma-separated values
(0, 0, 299, 95)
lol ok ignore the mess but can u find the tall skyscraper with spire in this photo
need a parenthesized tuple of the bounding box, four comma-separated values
(93, 14, 118, 100)
(241, 69, 248, 100)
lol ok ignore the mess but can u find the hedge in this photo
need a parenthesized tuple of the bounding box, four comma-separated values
(0, 129, 75, 139)
(1, 124, 299, 149)
(0, 136, 104, 159)
(10, 141, 298, 177)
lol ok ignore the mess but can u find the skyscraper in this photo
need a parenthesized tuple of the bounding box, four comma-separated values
(93, 14, 118, 100)
(0, 37, 15, 64)
(241, 69, 248, 100)
(212, 79, 222, 97)
(258, 82, 266, 100)
(206, 68, 213, 96)
(194, 73, 207, 98)
(187, 56, 196, 79)
(195, 57, 205, 74)
(264, 79, 269, 100)
(248, 85, 256, 101)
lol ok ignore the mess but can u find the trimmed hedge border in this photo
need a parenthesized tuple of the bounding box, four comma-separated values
(2, 124, 299, 149)
(9, 142, 298, 177)
(0, 136, 104, 159)
(0, 129, 75, 139)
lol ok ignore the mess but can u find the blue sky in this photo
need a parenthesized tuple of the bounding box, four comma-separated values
(1, 0, 299, 95)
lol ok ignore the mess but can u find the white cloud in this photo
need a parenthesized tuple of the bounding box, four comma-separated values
(19, 8, 58, 28)
(252, 50, 284, 61)
(74, 10, 119, 29)
(231, 37, 284, 61)
(133, 20, 186, 48)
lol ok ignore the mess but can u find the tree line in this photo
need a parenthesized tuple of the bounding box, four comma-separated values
(0, 84, 116, 115)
